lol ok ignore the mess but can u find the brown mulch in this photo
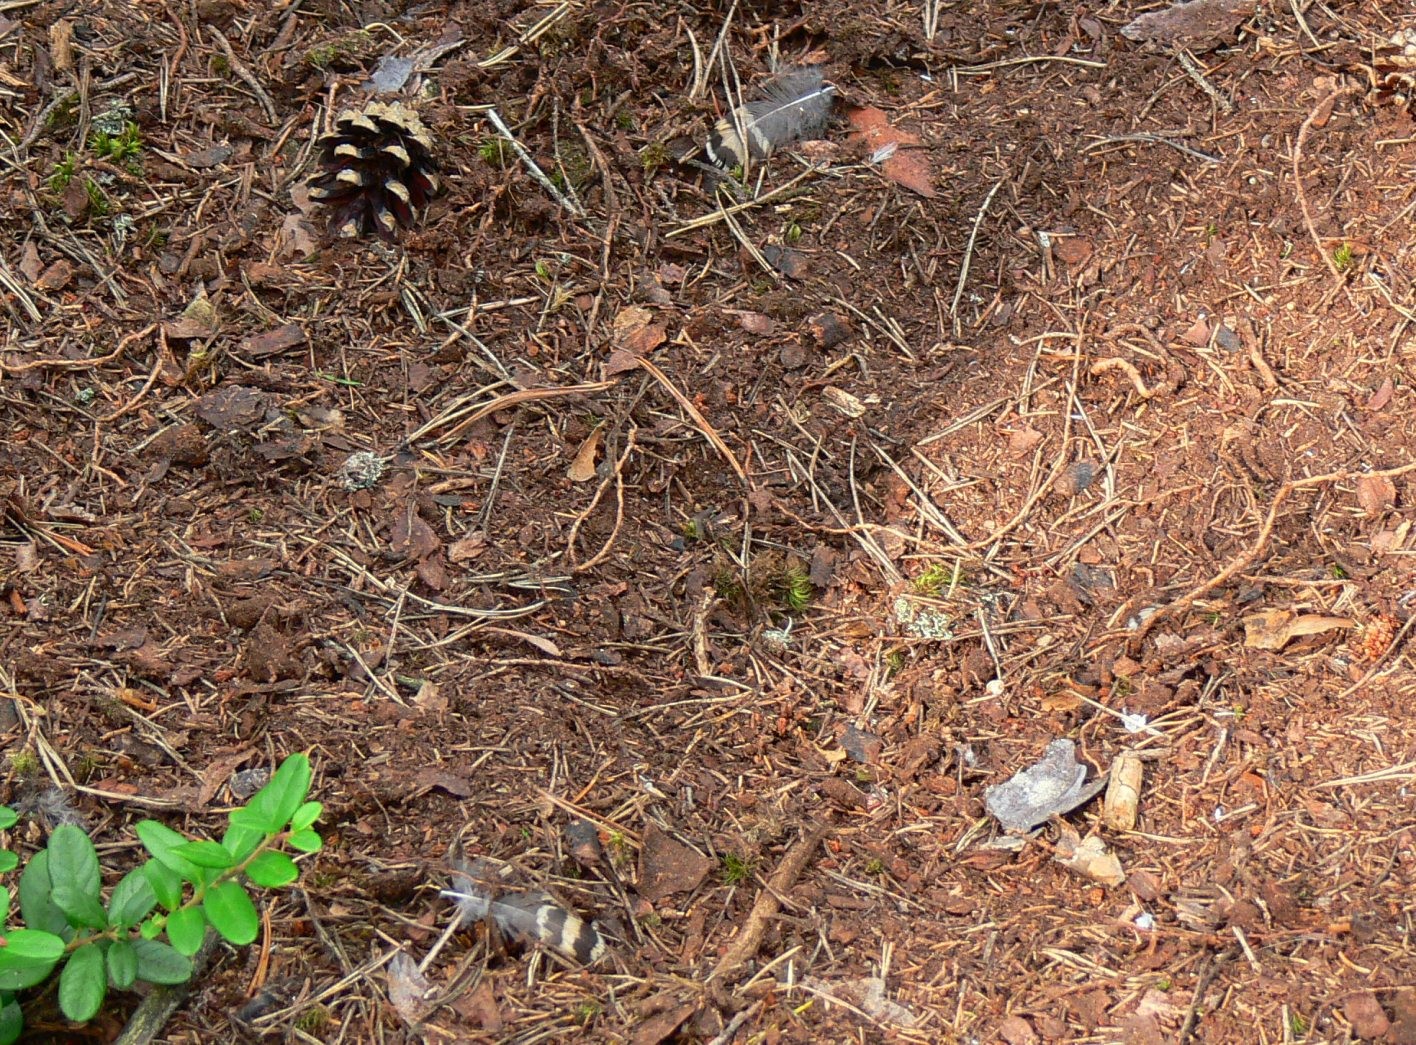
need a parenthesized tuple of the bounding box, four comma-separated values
(3, 0, 1416, 1042)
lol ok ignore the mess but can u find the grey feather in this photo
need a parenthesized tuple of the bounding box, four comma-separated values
(444, 859, 606, 964)
(706, 67, 836, 169)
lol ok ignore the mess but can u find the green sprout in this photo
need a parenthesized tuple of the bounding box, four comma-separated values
(720, 853, 753, 886)
(912, 562, 959, 596)
(1288, 1011, 1309, 1037)
(864, 857, 885, 875)
(48, 153, 77, 192)
(784, 222, 803, 244)
(1331, 243, 1354, 272)
(776, 562, 813, 612)
(89, 122, 142, 163)
(83, 177, 110, 217)
(478, 137, 510, 167)
(639, 141, 668, 173)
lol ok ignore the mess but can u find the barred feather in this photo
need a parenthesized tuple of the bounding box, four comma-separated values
(445, 859, 606, 964)
(706, 67, 836, 169)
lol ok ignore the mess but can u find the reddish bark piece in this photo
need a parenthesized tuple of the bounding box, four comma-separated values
(637, 823, 712, 902)
(239, 322, 306, 359)
(845, 105, 936, 198)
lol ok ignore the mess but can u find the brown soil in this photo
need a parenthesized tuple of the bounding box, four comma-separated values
(3, 0, 1416, 1042)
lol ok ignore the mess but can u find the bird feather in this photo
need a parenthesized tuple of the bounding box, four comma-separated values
(707, 66, 836, 169)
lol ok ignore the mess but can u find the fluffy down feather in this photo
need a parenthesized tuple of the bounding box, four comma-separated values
(706, 67, 836, 169)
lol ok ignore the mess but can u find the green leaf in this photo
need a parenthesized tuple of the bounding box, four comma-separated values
(46, 825, 100, 899)
(0, 995, 21, 1045)
(51, 884, 107, 930)
(135, 821, 202, 880)
(165, 907, 207, 957)
(245, 851, 299, 889)
(246, 754, 311, 834)
(131, 939, 192, 985)
(286, 829, 323, 854)
(139, 917, 163, 941)
(221, 823, 263, 864)
(108, 868, 157, 928)
(0, 808, 18, 831)
(173, 841, 236, 870)
(0, 890, 8, 925)
(0, 853, 16, 874)
(107, 938, 138, 990)
(226, 807, 273, 834)
(289, 801, 322, 832)
(58, 945, 106, 1022)
(0, 930, 65, 990)
(143, 858, 184, 912)
(18, 851, 69, 938)
(203, 882, 258, 945)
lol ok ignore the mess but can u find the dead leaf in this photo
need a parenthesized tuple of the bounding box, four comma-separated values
(1120, 0, 1256, 50)
(568, 427, 603, 482)
(1053, 822, 1125, 886)
(1365, 377, 1395, 411)
(607, 307, 667, 377)
(276, 214, 319, 258)
(35, 259, 73, 292)
(413, 767, 477, 798)
(1054, 237, 1093, 267)
(637, 823, 713, 902)
(413, 679, 447, 713)
(391, 507, 440, 561)
(447, 532, 486, 563)
(1356, 474, 1397, 516)
(845, 105, 936, 198)
(238, 323, 306, 359)
(19, 241, 42, 282)
(1242, 608, 1355, 650)
(736, 311, 775, 335)
(196, 749, 257, 807)
(984, 739, 1107, 832)
(13, 541, 39, 574)
(1006, 425, 1044, 456)
(822, 386, 867, 418)
(386, 952, 436, 1029)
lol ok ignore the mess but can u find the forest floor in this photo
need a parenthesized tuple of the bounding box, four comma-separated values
(3, 0, 1416, 1041)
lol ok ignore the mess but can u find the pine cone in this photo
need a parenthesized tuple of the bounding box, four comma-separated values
(307, 102, 440, 239)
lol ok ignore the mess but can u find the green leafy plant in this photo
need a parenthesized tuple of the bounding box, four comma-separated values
(47, 154, 76, 193)
(775, 562, 813, 612)
(89, 122, 142, 163)
(720, 853, 753, 886)
(911, 562, 960, 596)
(0, 754, 321, 1041)
(1331, 242, 1354, 272)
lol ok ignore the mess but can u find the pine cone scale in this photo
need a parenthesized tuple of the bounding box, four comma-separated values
(306, 101, 440, 240)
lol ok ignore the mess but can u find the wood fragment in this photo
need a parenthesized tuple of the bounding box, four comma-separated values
(707, 824, 829, 983)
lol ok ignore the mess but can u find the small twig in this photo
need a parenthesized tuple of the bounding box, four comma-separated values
(206, 26, 277, 124)
(1083, 133, 1223, 164)
(567, 427, 638, 572)
(707, 823, 829, 983)
(1175, 48, 1232, 113)
(636, 357, 748, 485)
(1293, 84, 1361, 295)
(950, 177, 1003, 328)
(1131, 460, 1416, 647)
(1090, 356, 1155, 398)
(483, 108, 587, 218)
(0, 322, 156, 374)
(115, 934, 222, 1045)
(410, 380, 615, 445)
